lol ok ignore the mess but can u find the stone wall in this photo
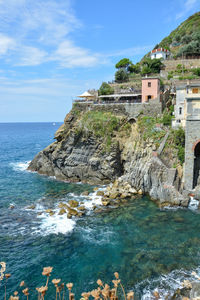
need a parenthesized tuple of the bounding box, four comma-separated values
(184, 119, 200, 190)
(73, 100, 162, 119)
(164, 59, 200, 72)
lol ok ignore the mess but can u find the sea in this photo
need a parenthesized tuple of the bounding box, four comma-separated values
(1, 122, 200, 299)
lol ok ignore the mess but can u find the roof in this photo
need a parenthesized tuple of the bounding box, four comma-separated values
(78, 91, 93, 98)
(142, 77, 160, 80)
(99, 93, 141, 98)
(151, 48, 170, 53)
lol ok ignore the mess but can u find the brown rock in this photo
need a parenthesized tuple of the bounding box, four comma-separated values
(102, 200, 110, 206)
(68, 200, 79, 208)
(45, 209, 53, 214)
(96, 191, 104, 196)
(66, 206, 78, 216)
(27, 205, 36, 210)
(109, 192, 119, 199)
(58, 208, 66, 215)
(58, 202, 68, 208)
(78, 206, 86, 211)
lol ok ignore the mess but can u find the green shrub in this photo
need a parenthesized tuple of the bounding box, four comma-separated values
(80, 111, 120, 150)
(115, 69, 129, 82)
(162, 113, 172, 126)
(98, 82, 114, 95)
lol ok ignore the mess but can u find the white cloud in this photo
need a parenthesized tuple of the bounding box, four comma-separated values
(0, 34, 15, 55)
(176, 0, 198, 19)
(16, 46, 47, 66)
(54, 40, 101, 68)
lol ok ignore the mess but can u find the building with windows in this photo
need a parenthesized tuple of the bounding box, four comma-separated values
(173, 82, 200, 128)
(150, 48, 171, 60)
(142, 77, 160, 103)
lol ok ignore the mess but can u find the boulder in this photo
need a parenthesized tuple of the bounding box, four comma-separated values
(45, 209, 53, 214)
(58, 202, 68, 208)
(68, 200, 79, 208)
(27, 205, 36, 210)
(58, 208, 66, 215)
(66, 206, 78, 216)
(102, 200, 110, 206)
(96, 191, 104, 197)
(129, 187, 137, 194)
(109, 192, 119, 199)
(82, 191, 89, 196)
(78, 206, 86, 211)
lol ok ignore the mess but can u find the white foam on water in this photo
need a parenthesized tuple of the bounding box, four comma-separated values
(10, 161, 31, 172)
(188, 196, 199, 210)
(138, 268, 198, 300)
(37, 212, 76, 235)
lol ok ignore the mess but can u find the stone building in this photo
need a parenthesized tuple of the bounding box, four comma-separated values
(172, 82, 200, 128)
(184, 90, 200, 191)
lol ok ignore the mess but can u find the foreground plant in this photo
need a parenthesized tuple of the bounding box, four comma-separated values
(1, 264, 135, 300)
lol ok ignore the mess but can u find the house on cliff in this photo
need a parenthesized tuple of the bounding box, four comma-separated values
(150, 48, 171, 60)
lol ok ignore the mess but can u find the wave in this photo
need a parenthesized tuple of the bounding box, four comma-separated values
(10, 161, 31, 172)
(136, 268, 199, 299)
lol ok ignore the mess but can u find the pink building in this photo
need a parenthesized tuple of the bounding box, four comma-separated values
(142, 78, 160, 103)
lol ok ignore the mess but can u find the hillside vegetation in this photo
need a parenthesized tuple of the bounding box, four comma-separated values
(157, 12, 200, 58)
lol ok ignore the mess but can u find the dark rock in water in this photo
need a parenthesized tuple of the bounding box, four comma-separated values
(9, 205, 15, 209)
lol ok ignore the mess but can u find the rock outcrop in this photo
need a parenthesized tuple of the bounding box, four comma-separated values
(28, 105, 189, 207)
(28, 110, 123, 184)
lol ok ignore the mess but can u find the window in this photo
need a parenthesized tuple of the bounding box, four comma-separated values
(148, 82, 151, 87)
(179, 107, 182, 115)
(192, 88, 199, 94)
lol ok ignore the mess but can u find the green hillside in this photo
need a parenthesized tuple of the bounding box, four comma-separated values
(156, 12, 200, 58)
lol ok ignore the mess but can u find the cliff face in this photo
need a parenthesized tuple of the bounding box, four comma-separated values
(28, 110, 123, 184)
(28, 105, 188, 207)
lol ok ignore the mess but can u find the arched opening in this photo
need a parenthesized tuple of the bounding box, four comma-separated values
(193, 142, 200, 188)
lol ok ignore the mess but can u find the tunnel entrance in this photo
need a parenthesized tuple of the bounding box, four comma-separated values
(193, 142, 200, 188)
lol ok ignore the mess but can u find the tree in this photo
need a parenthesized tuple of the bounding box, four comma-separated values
(141, 58, 163, 75)
(115, 58, 132, 70)
(98, 82, 114, 96)
(115, 69, 129, 82)
(128, 63, 141, 74)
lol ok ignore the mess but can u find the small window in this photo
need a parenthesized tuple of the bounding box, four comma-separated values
(192, 88, 198, 94)
(148, 82, 151, 87)
(179, 107, 182, 115)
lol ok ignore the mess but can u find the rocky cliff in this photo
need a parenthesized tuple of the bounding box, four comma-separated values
(28, 104, 188, 207)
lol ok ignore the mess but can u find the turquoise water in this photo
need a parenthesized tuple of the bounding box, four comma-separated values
(0, 123, 200, 299)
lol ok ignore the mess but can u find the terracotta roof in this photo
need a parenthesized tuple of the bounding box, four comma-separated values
(151, 48, 170, 53)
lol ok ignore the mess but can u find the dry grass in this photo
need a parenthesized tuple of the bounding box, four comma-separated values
(0, 262, 134, 300)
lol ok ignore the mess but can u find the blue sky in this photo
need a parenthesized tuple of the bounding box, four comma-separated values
(0, 0, 200, 122)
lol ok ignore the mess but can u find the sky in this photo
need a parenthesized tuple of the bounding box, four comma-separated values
(0, 0, 200, 122)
